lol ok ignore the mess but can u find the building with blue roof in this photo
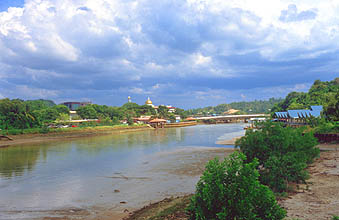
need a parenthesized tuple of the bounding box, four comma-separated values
(273, 106, 323, 126)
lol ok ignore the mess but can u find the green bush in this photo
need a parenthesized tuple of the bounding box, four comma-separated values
(187, 152, 286, 220)
(260, 153, 309, 192)
(235, 121, 319, 192)
(6, 129, 24, 135)
(39, 126, 50, 134)
(332, 216, 339, 220)
(314, 121, 339, 134)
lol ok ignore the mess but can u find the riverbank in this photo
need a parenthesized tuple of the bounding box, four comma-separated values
(164, 121, 197, 128)
(215, 136, 242, 145)
(0, 125, 153, 148)
(118, 143, 339, 220)
(280, 143, 339, 219)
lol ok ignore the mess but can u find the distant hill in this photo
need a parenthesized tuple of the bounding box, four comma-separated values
(190, 98, 283, 115)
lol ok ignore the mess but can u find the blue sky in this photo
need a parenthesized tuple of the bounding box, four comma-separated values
(0, 0, 24, 12)
(0, 0, 337, 109)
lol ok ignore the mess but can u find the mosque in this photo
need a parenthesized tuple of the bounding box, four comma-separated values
(128, 96, 176, 113)
(145, 97, 154, 107)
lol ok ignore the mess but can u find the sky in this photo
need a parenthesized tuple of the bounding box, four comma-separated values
(0, 0, 337, 109)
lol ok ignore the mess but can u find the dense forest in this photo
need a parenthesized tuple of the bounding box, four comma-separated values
(189, 98, 283, 115)
(0, 99, 69, 130)
(271, 78, 339, 121)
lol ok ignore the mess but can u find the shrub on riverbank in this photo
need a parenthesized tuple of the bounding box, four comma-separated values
(0, 127, 50, 135)
(187, 152, 286, 220)
(235, 121, 319, 192)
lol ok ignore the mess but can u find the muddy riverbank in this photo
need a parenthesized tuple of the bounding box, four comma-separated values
(280, 143, 339, 220)
(0, 125, 153, 148)
(215, 136, 242, 145)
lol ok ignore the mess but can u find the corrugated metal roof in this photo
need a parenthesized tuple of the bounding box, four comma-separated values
(311, 105, 323, 111)
(310, 109, 321, 117)
(289, 110, 313, 118)
(287, 110, 300, 118)
(275, 105, 323, 119)
(298, 110, 311, 118)
(275, 112, 281, 118)
(275, 112, 288, 118)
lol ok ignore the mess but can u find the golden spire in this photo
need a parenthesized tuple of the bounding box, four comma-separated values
(145, 97, 153, 105)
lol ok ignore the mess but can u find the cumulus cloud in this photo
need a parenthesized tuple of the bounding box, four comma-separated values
(279, 4, 317, 22)
(0, 0, 337, 108)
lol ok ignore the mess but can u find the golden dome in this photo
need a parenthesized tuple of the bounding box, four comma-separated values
(145, 97, 153, 105)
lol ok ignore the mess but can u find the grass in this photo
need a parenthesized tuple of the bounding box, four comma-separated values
(149, 196, 190, 220)
(127, 195, 191, 220)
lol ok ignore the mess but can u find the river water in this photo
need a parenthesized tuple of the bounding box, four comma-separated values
(0, 123, 246, 219)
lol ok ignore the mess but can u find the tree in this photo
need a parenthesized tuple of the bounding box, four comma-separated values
(77, 105, 98, 119)
(109, 107, 124, 120)
(56, 113, 70, 122)
(323, 91, 339, 121)
(158, 105, 169, 119)
(39, 108, 59, 122)
(25, 99, 55, 111)
(126, 114, 134, 125)
(187, 152, 286, 220)
(0, 98, 36, 129)
(168, 113, 176, 123)
(235, 121, 319, 192)
(52, 105, 70, 115)
(175, 108, 189, 119)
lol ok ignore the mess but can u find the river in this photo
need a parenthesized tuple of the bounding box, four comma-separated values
(0, 123, 246, 219)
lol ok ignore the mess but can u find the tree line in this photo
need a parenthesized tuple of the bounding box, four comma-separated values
(0, 99, 69, 130)
(0, 99, 191, 130)
(189, 98, 283, 116)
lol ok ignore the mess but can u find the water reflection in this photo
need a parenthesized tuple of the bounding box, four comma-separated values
(0, 125, 244, 179)
(0, 146, 41, 178)
(0, 124, 246, 180)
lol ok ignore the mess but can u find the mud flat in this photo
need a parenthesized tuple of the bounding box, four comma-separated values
(280, 143, 339, 220)
(215, 136, 243, 145)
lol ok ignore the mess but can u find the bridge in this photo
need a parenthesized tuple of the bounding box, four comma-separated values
(195, 114, 270, 123)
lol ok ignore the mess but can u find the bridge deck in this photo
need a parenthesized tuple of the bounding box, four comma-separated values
(195, 114, 269, 120)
